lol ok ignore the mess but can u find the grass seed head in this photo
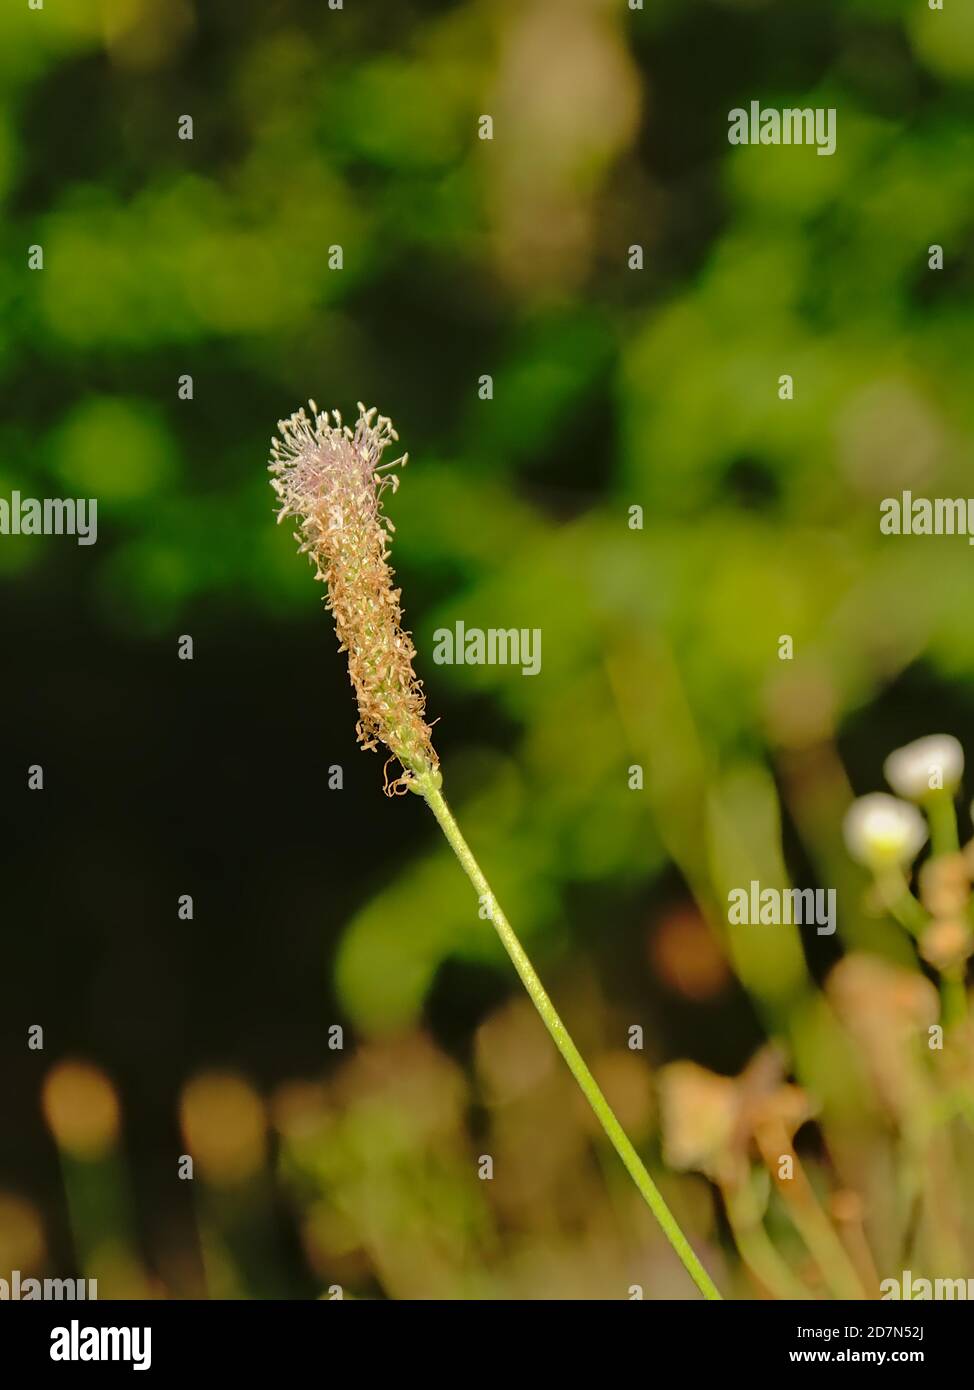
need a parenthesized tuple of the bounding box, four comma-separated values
(269, 401, 439, 794)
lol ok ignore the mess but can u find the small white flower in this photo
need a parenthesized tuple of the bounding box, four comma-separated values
(884, 735, 964, 801)
(843, 793, 928, 869)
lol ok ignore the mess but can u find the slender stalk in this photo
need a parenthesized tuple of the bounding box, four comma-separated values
(414, 771, 722, 1301)
(875, 867, 927, 938)
(941, 968, 968, 1031)
(723, 1179, 813, 1300)
(927, 794, 959, 858)
(753, 1126, 867, 1301)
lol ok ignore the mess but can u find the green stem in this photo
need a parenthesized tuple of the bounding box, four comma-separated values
(941, 969, 967, 1031)
(415, 772, 722, 1301)
(927, 794, 959, 858)
(752, 1129, 866, 1300)
(876, 868, 927, 938)
(724, 1179, 813, 1300)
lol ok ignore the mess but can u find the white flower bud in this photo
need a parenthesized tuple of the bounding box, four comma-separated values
(843, 793, 928, 869)
(884, 735, 964, 801)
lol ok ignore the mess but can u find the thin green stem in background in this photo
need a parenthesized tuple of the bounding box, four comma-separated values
(876, 867, 928, 938)
(724, 1180, 812, 1301)
(926, 794, 960, 859)
(941, 968, 968, 1032)
(415, 771, 722, 1301)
